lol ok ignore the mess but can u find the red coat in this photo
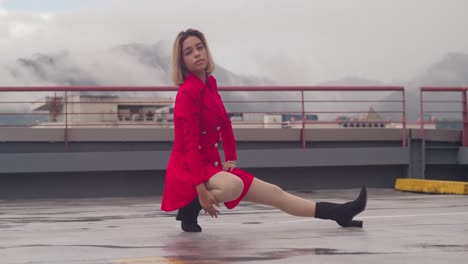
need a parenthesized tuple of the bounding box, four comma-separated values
(161, 73, 254, 212)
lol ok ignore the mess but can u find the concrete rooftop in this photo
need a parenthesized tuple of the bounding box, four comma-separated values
(1, 188, 467, 263)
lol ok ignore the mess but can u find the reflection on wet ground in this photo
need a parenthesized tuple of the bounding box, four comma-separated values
(1, 188, 467, 263)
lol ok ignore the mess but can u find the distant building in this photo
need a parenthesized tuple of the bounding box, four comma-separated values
(386, 114, 437, 129)
(338, 107, 386, 128)
(228, 112, 319, 128)
(282, 114, 318, 122)
(30, 97, 441, 130)
(31, 95, 174, 127)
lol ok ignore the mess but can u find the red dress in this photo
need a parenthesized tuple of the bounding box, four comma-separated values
(160, 73, 254, 212)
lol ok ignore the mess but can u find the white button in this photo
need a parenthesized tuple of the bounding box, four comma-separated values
(201, 131, 207, 134)
(214, 143, 218, 148)
(198, 145, 201, 150)
(216, 126, 221, 131)
(214, 161, 219, 167)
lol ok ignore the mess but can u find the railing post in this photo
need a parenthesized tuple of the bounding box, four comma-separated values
(420, 89, 425, 140)
(402, 89, 407, 147)
(301, 90, 306, 149)
(65, 91, 69, 151)
(462, 89, 468, 147)
(419, 88, 426, 179)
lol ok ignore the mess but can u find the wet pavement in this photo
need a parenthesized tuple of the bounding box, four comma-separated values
(1, 188, 467, 263)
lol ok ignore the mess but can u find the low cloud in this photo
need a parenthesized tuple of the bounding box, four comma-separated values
(1, 0, 468, 122)
(1, 0, 468, 86)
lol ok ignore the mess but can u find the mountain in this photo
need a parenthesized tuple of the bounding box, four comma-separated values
(8, 42, 274, 87)
(413, 52, 468, 87)
(2, 44, 467, 123)
(313, 77, 391, 120)
(378, 52, 468, 121)
(15, 52, 99, 86)
(0, 42, 276, 122)
(309, 53, 468, 122)
(319, 77, 386, 86)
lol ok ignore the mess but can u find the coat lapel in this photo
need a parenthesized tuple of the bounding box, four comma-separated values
(204, 76, 224, 119)
(186, 73, 224, 120)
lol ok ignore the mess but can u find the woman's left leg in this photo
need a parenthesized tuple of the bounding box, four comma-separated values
(243, 178, 316, 217)
(243, 178, 368, 227)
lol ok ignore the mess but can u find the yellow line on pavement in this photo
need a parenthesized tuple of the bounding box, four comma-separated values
(112, 256, 220, 264)
(112, 257, 185, 264)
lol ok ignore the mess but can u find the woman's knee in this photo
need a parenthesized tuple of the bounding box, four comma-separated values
(265, 184, 285, 205)
(208, 172, 244, 200)
(269, 184, 284, 197)
(230, 176, 244, 200)
(222, 173, 243, 200)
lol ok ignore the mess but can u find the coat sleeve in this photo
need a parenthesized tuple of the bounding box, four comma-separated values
(175, 88, 205, 186)
(219, 98, 237, 161)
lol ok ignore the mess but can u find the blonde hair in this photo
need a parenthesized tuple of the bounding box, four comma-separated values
(171, 28, 215, 86)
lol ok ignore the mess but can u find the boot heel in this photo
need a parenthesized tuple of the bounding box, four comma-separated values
(176, 210, 182, 221)
(181, 222, 202, 232)
(344, 220, 363, 228)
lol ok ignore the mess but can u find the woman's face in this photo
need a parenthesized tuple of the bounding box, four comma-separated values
(182, 36, 208, 75)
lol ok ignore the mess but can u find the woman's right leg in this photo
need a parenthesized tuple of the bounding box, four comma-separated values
(243, 178, 316, 217)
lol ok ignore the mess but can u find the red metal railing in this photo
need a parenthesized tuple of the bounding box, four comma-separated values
(420, 87, 468, 146)
(220, 86, 406, 148)
(0, 86, 406, 148)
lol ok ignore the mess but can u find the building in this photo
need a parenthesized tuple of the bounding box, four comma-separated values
(31, 95, 174, 127)
(337, 106, 387, 128)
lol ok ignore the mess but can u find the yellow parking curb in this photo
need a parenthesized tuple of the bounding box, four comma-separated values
(395, 178, 468, 195)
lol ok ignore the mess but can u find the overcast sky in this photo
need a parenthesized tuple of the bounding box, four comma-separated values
(1, 0, 467, 84)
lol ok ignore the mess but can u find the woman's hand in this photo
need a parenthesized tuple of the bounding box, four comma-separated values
(196, 184, 220, 218)
(222, 160, 237, 172)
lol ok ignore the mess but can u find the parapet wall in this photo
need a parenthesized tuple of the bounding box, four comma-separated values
(0, 128, 466, 199)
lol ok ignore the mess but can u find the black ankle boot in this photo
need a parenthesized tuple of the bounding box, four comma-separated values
(176, 198, 203, 232)
(315, 186, 367, 228)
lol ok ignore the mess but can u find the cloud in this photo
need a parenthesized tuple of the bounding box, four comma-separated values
(0, 5, 7, 17)
(1, 0, 468, 86)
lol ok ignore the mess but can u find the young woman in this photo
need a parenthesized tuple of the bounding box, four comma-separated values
(161, 29, 367, 232)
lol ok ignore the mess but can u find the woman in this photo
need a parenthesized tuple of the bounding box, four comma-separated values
(161, 28, 367, 232)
